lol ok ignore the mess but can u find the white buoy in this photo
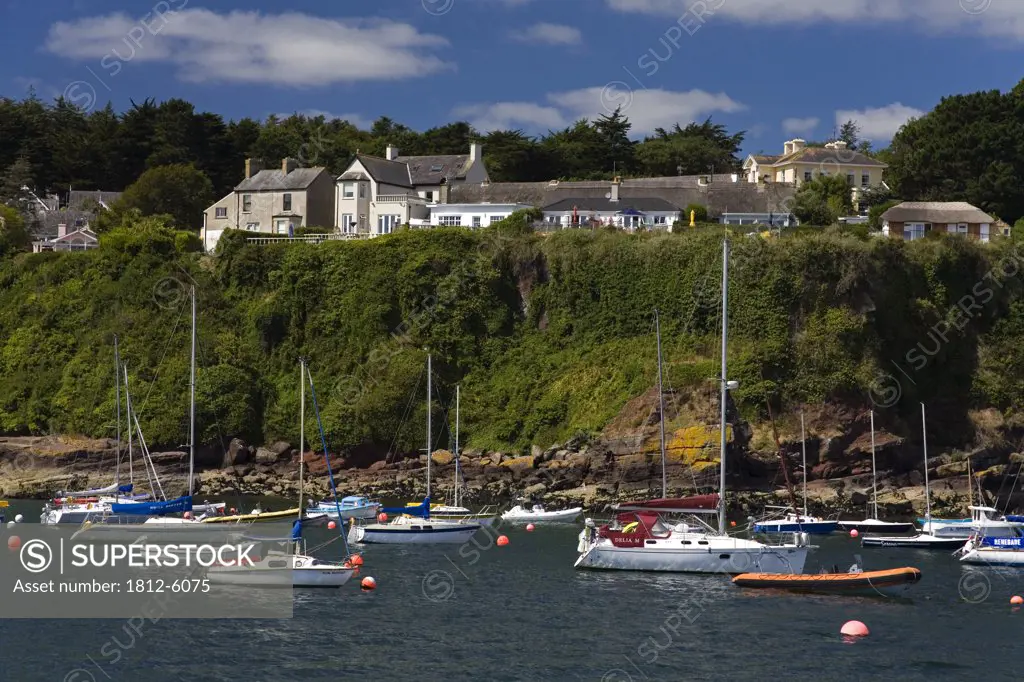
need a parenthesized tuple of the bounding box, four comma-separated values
(6, 521, 13, 528)
(14, 514, 23, 523)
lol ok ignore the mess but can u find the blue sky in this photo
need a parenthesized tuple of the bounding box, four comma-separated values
(1, 0, 1022, 154)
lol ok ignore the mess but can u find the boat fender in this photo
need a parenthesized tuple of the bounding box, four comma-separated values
(623, 522, 638, 534)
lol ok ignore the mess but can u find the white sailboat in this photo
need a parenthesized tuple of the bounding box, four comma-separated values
(349, 354, 482, 544)
(836, 410, 916, 535)
(207, 358, 355, 587)
(863, 403, 968, 549)
(575, 241, 811, 574)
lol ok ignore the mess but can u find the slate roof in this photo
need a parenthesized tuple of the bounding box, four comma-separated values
(773, 146, 887, 167)
(750, 155, 780, 164)
(68, 190, 122, 210)
(543, 197, 681, 212)
(881, 202, 995, 224)
(395, 154, 470, 185)
(350, 155, 413, 188)
(235, 167, 328, 192)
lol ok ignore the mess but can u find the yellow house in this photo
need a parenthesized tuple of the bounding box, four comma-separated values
(743, 138, 888, 207)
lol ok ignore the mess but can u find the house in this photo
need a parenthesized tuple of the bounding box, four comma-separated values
(32, 223, 98, 252)
(881, 202, 997, 242)
(34, 189, 120, 240)
(335, 143, 490, 236)
(719, 212, 795, 227)
(202, 158, 335, 251)
(541, 179, 681, 229)
(743, 139, 887, 206)
(427, 203, 535, 228)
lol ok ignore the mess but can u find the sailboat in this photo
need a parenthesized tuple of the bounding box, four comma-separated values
(421, 385, 498, 526)
(349, 354, 483, 544)
(836, 410, 916, 535)
(575, 241, 811, 574)
(862, 403, 968, 549)
(207, 358, 355, 587)
(754, 412, 838, 534)
(918, 458, 1022, 538)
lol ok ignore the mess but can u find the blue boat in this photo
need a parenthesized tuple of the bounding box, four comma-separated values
(754, 511, 838, 535)
(110, 495, 192, 516)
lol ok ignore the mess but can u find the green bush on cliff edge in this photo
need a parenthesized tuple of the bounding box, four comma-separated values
(0, 223, 1021, 457)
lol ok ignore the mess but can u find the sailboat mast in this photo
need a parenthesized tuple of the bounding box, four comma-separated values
(967, 456, 974, 507)
(124, 363, 133, 485)
(188, 286, 196, 498)
(426, 353, 432, 500)
(455, 384, 460, 509)
(114, 335, 121, 495)
(655, 308, 667, 499)
(870, 410, 878, 520)
(298, 358, 305, 518)
(718, 239, 729, 535)
(800, 411, 808, 517)
(922, 402, 931, 521)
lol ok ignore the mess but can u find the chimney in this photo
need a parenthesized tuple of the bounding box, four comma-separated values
(244, 158, 263, 179)
(282, 158, 299, 174)
(791, 138, 806, 152)
(439, 179, 450, 204)
(469, 142, 482, 163)
(386, 144, 398, 161)
(58, 223, 67, 238)
(833, 140, 847, 149)
(610, 176, 621, 202)
(783, 141, 794, 155)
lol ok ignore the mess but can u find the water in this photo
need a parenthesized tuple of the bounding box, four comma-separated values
(2, 499, 1022, 681)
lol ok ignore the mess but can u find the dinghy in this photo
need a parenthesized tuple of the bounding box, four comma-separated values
(502, 503, 582, 524)
(732, 566, 921, 597)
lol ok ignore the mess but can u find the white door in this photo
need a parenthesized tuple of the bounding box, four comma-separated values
(276, 219, 288, 234)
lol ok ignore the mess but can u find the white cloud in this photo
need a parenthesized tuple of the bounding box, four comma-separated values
(44, 10, 452, 86)
(835, 103, 925, 140)
(782, 117, 819, 135)
(606, 0, 1024, 41)
(510, 22, 582, 45)
(454, 87, 744, 135)
(275, 110, 373, 129)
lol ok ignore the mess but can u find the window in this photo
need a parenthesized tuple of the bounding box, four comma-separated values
(358, 183, 366, 199)
(341, 213, 353, 233)
(245, 222, 259, 231)
(546, 215, 559, 223)
(653, 216, 667, 225)
(948, 223, 968, 235)
(862, 174, 870, 187)
(343, 183, 354, 199)
(242, 194, 252, 213)
(472, 216, 481, 227)
(275, 219, 290, 235)
(438, 215, 462, 226)
(904, 223, 928, 241)
(74, 218, 84, 227)
(803, 171, 812, 182)
(215, 207, 227, 219)
(282, 193, 292, 212)
(980, 223, 990, 243)
(378, 214, 400, 234)
(425, 191, 434, 202)
(846, 173, 855, 185)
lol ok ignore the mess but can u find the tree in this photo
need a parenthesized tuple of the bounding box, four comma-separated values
(593, 107, 636, 174)
(0, 155, 34, 207)
(792, 175, 854, 226)
(684, 203, 708, 223)
(102, 163, 213, 231)
(635, 118, 744, 177)
(0, 204, 30, 256)
(838, 120, 861, 149)
(867, 199, 901, 231)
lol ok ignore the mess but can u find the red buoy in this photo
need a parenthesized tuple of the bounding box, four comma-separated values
(328, 520, 337, 530)
(351, 554, 364, 566)
(7, 535, 21, 551)
(526, 523, 535, 532)
(361, 576, 376, 590)
(497, 535, 509, 546)
(841, 620, 869, 637)
(378, 512, 388, 523)
(849, 529, 859, 538)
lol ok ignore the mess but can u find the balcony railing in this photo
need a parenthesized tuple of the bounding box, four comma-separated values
(376, 194, 427, 205)
(246, 234, 371, 245)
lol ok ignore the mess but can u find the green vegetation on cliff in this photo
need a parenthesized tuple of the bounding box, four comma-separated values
(1, 218, 1022, 457)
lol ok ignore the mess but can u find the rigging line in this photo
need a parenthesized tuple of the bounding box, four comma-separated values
(194, 333, 231, 461)
(304, 363, 352, 559)
(385, 365, 425, 464)
(135, 293, 187, 416)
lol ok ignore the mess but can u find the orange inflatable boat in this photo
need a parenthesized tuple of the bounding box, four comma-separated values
(732, 567, 921, 596)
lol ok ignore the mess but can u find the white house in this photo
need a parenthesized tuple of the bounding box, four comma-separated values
(540, 180, 681, 230)
(426, 203, 535, 228)
(335, 143, 490, 236)
(32, 223, 99, 252)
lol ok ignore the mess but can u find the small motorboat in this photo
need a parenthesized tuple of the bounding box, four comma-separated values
(753, 510, 837, 535)
(836, 518, 916, 534)
(308, 496, 382, 521)
(502, 503, 583, 524)
(732, 566, 921, 597)
(861, 532, 966, 549)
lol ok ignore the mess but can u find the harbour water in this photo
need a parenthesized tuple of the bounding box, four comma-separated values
(2, 499, 1021, 681)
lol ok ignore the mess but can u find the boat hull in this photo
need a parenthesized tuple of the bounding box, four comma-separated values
(575, 541, 809, 574)
(959, 548, 1024, 566)
(836, 520, 916, 534)
(310, 506, 381, 521)
(428, 513, 497, 527)
(754, 521, 837, 535)
(352, 523, 481, 544)
(732, 567, 920, 597)
(861, 534, 966, 549)
(501, 508, 583, 524)
(202, 508, 300, 524)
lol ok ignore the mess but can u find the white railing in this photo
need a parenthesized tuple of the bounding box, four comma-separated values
(246, 234, 373, 244)
(376, 194, 426, 205)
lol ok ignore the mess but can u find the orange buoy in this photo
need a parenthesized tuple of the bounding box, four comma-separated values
(7, 535, 20, 551)
(378, 512, 388, 523)
(328, 520, 337, 530)
(351, 554, 364, 566)
(361, 576, 376, 590)
(840, 620, 869, 637)
(730, 521, 736, 527)
(526, 523, 535, 532)
(183, 512, 192, 520)
(230, 507, 237, 514)
(850, 529, 859, 538)
(497, 535, 509, 546)
(1011, 595, 1023, 605)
